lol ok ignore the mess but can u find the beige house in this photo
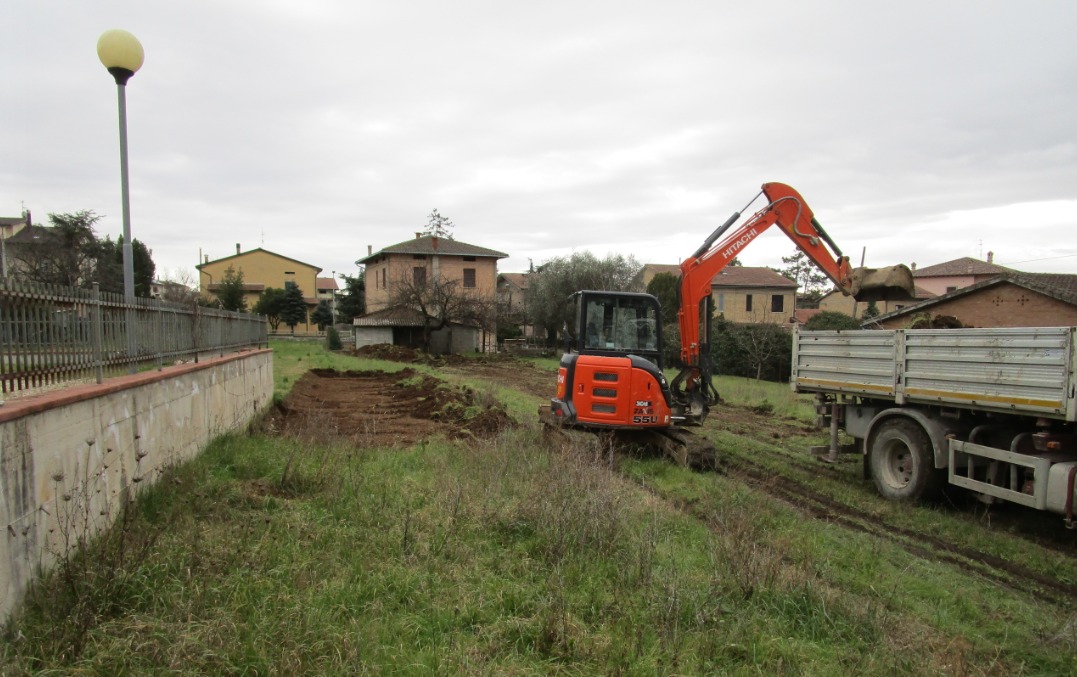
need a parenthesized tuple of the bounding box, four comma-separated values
(355, 234, 507, 353)
(497, 272, 537, 337)
(911, 255, 1011, 296)
(711, 267, 797, 324)
(198, 246, 322, 332)
(639, 263, 681, 288)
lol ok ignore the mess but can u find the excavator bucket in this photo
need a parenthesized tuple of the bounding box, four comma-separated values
(848, 264, 916, 303)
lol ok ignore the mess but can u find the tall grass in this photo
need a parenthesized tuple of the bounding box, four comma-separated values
(2, 342, 1073, 675)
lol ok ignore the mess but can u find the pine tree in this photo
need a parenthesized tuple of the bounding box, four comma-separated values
(281, 281, 308, 333)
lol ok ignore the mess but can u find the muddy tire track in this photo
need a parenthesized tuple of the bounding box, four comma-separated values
(722, 454, 1077, 605)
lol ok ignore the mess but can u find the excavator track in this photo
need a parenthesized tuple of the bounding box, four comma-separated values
(539, 406, 718, 471)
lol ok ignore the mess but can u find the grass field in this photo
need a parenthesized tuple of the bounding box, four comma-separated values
(2, 341, 1074, 675)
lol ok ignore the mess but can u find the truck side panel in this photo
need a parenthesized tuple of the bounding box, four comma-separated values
(793, 326, 1077, 422)
(792, 329, 899, 399)
(903, 328, 1074, 418)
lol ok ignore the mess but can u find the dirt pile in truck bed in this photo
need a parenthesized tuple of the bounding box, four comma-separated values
(269, 367, 515, 446)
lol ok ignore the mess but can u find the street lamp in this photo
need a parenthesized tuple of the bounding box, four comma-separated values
(97, 29, 143, 370)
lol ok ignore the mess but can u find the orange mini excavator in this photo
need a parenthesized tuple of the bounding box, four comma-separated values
(540, 182, 915, 468)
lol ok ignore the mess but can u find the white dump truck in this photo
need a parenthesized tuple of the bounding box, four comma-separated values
(791, 326, 1077, 523)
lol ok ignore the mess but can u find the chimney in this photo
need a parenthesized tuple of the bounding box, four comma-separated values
(415, 232, 422, 239)
(24, 210, 30, 227)
(367, 245, 372, 256)
(987, 251, 994, 264)
(910, 262, 916, 271)
(431, 236, 439, 251)
(204, 254, 209, 264)
(236, 243, 241, 255)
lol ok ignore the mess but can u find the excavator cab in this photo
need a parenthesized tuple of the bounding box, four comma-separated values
(573, 291, 664, 367)
(547, 291, 675, 430)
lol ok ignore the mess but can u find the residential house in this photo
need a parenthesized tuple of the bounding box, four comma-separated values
(355, 234, 507, 353)
(792, 308, 823, 325)
(911, 254, 1012, 296)
(711, 267, 797, 324)
(316, 276, 339, 319)
(639, 263, 681, 288)
(198, 245, 322, 332)
(869, 273, 1077, 329)
(150, 278, 196, 303)
(818, 284, 935, 319)
(497, 272, 537, 338)
(0, 212, 30, 280)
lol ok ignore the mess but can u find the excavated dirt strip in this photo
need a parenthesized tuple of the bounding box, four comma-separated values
(270, 367, 514, 446)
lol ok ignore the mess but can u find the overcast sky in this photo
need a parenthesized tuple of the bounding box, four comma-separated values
(3, 1, 1076, 286)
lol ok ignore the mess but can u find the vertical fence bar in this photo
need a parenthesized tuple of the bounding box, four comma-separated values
(92, 283, 104, 384)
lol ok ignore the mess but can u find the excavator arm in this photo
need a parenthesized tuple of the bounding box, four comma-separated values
(670, 182, 914, 423)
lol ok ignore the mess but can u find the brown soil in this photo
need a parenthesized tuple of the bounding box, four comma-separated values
(269, 367, 515, 447)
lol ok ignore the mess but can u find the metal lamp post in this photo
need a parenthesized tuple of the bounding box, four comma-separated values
(97, 29, 144, 370)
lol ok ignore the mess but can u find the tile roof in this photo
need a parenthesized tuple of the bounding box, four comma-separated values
(498, 272, 530, 289)
(869, 272, 1077, 323)
(711, 266, 797, 288)
(4, 225, 52, 243)
(642, 263, 682, 277)
(358, 235, 507, 263)
(912, 257, 1012, 277)
(316, 277, 339, 291)
(197, 247, 321, 272)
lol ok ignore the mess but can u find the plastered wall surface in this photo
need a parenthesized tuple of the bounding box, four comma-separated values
(0, 349, 273, 621)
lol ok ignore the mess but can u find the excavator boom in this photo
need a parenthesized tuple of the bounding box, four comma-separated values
(672, 182, 915, 423)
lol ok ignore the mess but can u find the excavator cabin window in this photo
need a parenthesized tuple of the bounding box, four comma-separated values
(575, 290, 663, 368)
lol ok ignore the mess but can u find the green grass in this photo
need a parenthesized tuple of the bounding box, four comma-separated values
(3, 342, 1075, 675)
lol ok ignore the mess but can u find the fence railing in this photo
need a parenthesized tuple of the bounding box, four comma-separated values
(0, 279, 268, 396)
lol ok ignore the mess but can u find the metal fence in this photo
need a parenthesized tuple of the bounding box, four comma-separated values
(0, 279, 267, 396)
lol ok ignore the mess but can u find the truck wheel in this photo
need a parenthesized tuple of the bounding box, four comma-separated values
(869, 419, 938, 502)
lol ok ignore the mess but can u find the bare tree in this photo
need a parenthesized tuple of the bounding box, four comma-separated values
(388, 271, 491, 352)
(156, 267, 202, 305)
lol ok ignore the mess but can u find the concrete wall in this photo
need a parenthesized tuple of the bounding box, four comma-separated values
(354, 327, 394, 348)
(0, 349, 273, 622)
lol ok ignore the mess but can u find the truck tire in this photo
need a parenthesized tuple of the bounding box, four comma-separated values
(869, 419, 939, 502)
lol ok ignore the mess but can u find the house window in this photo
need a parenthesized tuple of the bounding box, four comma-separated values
(716, 293, 724, 312)
(463, 268, 476, 288)
(381, 268, 386, 288)
(771, 294, 784, 313)
(463, 256, 476, 262)
(946, 286, 958, 293)
(745, 294, 753, 312)
(413, 254, 427, 260)
(413, 266, 426, 286)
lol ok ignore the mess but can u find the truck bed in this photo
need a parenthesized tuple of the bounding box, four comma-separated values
(791, 326, 1077, 421)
